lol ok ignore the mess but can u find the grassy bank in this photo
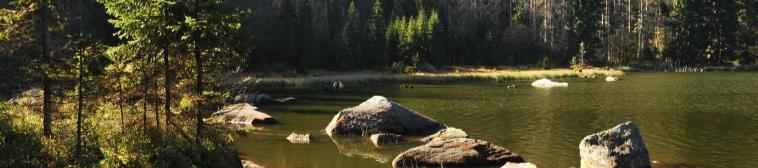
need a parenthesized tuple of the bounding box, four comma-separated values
(235, 68, 624, 89)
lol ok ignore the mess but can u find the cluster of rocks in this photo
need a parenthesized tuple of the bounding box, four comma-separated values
(325, 96, 531, 167)
(323, 96, 652, 168)
(215, 93, 651, 168)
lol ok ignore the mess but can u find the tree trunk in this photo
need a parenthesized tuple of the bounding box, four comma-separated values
(76, 47, 84, 161)
(153, 72, 160, 129)
(40, 0, 52, 138)
(163, 44, 171, 127)
(142, 52, 148, 133)
(194, 0, 203, 142)
(118, 71, 124, 133)
(75, 0, 84, 161)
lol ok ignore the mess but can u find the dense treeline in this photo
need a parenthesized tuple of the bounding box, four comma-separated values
(240, 0, 754, 71)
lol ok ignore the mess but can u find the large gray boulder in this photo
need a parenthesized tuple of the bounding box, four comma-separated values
(579, 122, 650, 168)
(325, 96, 446, 136)
(211, 103, 277, 125)
(392, 138, 525, 168)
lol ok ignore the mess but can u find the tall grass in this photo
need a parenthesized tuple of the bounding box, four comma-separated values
(239, 69, 624, 89)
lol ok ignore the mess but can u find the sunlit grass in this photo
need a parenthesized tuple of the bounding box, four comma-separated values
(240, 68, 624, 89)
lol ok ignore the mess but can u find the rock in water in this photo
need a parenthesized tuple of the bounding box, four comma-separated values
(370, 133, 405, 147)
(212, 103, 277, 125)
(531, 79, 568, 88)
(325, 96, 446, 136)
(605, 76, 619, 82)
(579, 122, 650, 168)
(502, 162, 538, 168)
(421, 127, 468, 142)
(392, 138, 525, 167)
(286, 133, 311, 144)
(241, 160, 264, 168)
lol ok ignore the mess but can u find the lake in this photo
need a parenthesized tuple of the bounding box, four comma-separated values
(234, 72, 758, 168)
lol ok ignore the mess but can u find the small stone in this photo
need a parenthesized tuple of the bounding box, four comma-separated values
(370, 133, 404, 146)
(502, 162, 537, 168)
(286, 133, 311, 144)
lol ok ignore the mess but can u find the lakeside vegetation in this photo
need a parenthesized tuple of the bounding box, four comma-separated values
(241, 68, 624, 89)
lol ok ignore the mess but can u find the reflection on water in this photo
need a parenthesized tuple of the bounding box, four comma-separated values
(234, 73, 758, 168)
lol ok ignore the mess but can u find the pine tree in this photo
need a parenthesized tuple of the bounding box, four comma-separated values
(368, 0, 386, 68)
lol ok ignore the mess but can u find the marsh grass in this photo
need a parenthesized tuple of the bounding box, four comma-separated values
(238, 68, 624, 89)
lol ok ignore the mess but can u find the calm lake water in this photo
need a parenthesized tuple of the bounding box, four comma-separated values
(234, 73, 758, 168)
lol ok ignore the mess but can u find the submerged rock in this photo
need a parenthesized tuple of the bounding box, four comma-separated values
(421, 127, 468, 142)
(531, 79, 568, 88)
(325, 96, 446, 137)
(234, 93, 296, 106)
(502, 162, 537, 168)
(370, 133, 405, 147)
(579, 122, 650, 168)
(286, 133, 311, 144)
(331, 136, 393, 163)
(392, 138, 525, 168)
(212, 103, 277, 125)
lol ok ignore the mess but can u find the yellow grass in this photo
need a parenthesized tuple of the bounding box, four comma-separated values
(236, 68, 624, 89)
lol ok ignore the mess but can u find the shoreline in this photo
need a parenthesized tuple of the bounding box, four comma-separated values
(234, 68, 625, 89)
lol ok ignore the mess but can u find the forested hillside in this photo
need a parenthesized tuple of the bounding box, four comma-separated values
(238, 0, 754, 70)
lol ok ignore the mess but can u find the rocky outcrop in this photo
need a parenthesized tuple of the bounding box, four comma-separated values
(325, 96, 446, 136)
(421, 127, 468, 142)
(286, 133, 311, 144)
(212, 103, 277, 125)
(370, 133, 404, 147)
(6, 88, 43, 106)
(392, 138, 525, 168)
(234, 93, 296, 106)
(579, 122, 650, 168)
(502, 162, 537, 168)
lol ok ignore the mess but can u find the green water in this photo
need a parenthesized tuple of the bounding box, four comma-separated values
(234, 73, 758, 168)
